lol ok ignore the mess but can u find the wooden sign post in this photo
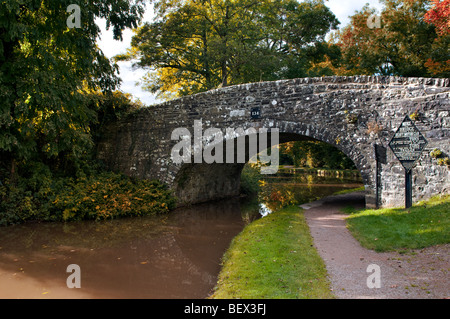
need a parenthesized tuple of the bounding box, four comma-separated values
(388, 116, 428, 209)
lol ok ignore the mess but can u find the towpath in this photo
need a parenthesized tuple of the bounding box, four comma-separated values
(302, 192, 449, 299)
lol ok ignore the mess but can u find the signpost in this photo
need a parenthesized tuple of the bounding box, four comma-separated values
(388, 116, 428, 208)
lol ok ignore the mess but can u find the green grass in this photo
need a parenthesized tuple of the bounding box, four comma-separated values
(332, 186, 365, 196)
(345, 195, 450, 252)
(210, 206, 334, 299)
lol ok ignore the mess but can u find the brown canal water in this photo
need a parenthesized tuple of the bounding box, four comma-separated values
(0, 170, 363, 299)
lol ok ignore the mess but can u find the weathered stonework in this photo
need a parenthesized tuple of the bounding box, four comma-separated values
(97, 76, 450, 208)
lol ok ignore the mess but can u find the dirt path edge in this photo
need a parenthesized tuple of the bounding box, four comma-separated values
(302, 192, 449, 299)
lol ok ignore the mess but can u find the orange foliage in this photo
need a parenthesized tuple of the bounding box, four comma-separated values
(425, 0, 450, 36)
(424, 58, 450, 76)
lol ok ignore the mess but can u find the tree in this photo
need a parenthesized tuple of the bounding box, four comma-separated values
(116, 0, 339, 99)
(0, 0, 145, 179)
(424, 0, 450, 77)
(425, 0, 449, 36)
(86, 90, 143, 144)
(333, 0, 444, 77)
(279, 141, 356, 169)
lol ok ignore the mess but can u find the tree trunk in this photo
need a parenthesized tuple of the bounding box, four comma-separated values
(221, 5, 230, 87)
(10, 158, 17, 185)
(221, 62, 228, 87)
(202, 22, 213, 90)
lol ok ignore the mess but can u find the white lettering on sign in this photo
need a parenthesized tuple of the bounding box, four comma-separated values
(389, 116, 428, 170)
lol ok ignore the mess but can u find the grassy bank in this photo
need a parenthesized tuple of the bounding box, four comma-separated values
(332, 186, 365, 196)
(211, 206, 334, 299)
(345, 195, 450, 252)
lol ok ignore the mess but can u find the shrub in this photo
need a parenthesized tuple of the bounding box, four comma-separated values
(0, 169, 176, 225)
(437, 157, 450, 167)
(52, 172, 176, 221)
(240, 164, 261, 196)
(409, 112, 419, 121)
(430, 148, 443, 158)
(0, 162, 55, 225)
(345, 113, 358, 124)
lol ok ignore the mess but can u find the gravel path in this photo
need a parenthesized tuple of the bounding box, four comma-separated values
(302, 192, 449, 299)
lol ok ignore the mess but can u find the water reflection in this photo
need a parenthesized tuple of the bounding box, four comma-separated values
(256, 168, 363, 215)
(0, 169, 363, 299)
(0, 199, 248, 299)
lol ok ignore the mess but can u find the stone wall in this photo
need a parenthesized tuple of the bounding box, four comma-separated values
(97, 76, 450, 208)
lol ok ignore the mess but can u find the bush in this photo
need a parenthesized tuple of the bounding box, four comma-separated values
(240, 164, 261, 196)
(430, 148, 443, 159)
(0, 169, 176, 226)
(52, 172, 176, 222)
(0, 162, 55, 225)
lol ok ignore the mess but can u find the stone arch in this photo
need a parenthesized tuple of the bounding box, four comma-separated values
(172, 118, 373, 207)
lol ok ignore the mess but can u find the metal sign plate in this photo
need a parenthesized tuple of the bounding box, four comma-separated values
(251, 107, 261, 119)
(388, 116, 428, 173)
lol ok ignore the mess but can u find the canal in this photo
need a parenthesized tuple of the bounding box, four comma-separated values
(0, 169, 363, 299)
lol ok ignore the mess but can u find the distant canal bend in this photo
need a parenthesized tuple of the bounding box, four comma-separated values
(0, 169, 362, 299)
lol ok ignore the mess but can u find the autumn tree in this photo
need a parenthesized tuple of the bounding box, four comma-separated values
(424, 0, 450, 77)
(333, 0, 446, 77)
(117, 0, 340, 99)
(425, 0, 450, 35)
(0, 0, 145, 179)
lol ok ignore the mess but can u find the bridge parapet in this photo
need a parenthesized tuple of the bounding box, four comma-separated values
(97, 76, 450, 208)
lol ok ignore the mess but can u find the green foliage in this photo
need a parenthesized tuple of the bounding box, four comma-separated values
(430, 148, 443, 158)
(118, 0, 339, 99)
(52, 172, 176, 222)
(86, 91, 143, 143)
(429, 149, 449, 167)
(0, 0, 169, 228)
(0, 0, 145, 172)
(239, 164, 261, 196)
(346, 113, 359, 124)
(0, 88, 142, 176)
(437, 157, 450, 167)
(279, 141, 356, 170)
(0, 162, 55, 225)
(0, 167, 176, 226)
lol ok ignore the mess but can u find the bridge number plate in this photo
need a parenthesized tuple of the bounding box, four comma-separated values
(251, 107, 261, 119)
(389, 116, 428, 173)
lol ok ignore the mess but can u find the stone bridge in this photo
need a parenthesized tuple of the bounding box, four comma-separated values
(97, 76, 450, 208)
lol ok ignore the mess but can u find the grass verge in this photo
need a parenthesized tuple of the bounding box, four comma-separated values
(210, 206, 334, 299)
(345, 195, 450, 252)
(332, 186, 365, 196)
